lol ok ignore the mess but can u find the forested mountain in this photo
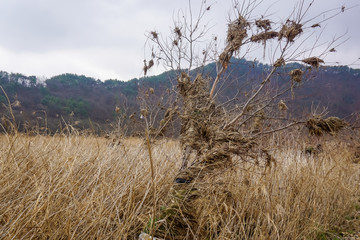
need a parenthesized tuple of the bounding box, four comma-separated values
(0, 59, 359, 134)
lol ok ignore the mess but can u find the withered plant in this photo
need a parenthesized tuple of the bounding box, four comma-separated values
(141, 0, 351, 238)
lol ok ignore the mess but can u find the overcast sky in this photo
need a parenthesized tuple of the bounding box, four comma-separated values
(0, 0, 358, 81)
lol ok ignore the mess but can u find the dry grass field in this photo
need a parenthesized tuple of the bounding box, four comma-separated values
(0, 132, 359, 239)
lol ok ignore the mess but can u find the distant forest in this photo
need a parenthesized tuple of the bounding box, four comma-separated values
(0, 58, 359, 135)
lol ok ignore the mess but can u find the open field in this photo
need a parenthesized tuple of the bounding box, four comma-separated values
(0, 133, 359, 239)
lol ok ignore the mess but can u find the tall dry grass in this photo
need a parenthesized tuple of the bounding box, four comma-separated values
(0, 133, 359, 239)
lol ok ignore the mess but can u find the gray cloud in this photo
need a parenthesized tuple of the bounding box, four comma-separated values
(0, 0, 358, 80)
(0, 0, 128, 51)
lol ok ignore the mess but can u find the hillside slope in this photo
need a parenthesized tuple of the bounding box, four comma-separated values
(0, 59, 359, 133)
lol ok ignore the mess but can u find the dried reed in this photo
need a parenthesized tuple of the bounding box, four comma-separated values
(0, 134, 358, 239)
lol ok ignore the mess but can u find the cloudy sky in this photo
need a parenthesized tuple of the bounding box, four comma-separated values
(0, 0, 358, 81)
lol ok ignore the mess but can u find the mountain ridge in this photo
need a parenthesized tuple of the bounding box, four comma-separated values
(0, 59, 359, 133)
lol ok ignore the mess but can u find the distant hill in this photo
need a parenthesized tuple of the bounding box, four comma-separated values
(0, 59, 359, 134)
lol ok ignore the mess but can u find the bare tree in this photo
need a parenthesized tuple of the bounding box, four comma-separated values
(141, 0, 349, 238)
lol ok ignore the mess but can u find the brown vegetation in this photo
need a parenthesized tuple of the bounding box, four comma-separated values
(302, 57, 325, 68)
(0, 133, 359, 239)
(290, 69, 304, 83)
(306, 116, 348, 136)
(1, 1, 357, 239)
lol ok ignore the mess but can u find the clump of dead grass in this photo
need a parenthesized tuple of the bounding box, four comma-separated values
(278, 20, 303, 42)
(250, 31, 278, 43)
(302, 57, 324, 68)
(219, 16, 249, 69)
(255, 19, 272, 31)
(0, 133, 179, 239)
(289, 68, 303, 83)
(226, 16, 249, 51)
(306, 116, 348, 136)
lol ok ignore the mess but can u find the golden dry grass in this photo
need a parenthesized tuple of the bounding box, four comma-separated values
(0, 133, 359, 239)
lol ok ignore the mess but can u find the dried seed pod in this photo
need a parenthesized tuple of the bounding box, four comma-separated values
(150, 31, 158, 39)
(311, 23, 320, 28)
(289, 69, 303, 83)
(174, 27, 182, 38)
(274, 57, 285, 67)
(255, 19, 272, 31)
(143, 60, 148, 75)
(148, 59, 154, 69)
(140, 109, 148, 117)
(278, 100, 288, 111)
